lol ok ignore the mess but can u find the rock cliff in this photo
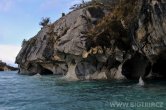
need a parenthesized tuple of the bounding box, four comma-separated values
(16, 0, 166, 80)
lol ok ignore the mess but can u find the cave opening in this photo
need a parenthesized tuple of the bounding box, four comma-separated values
(0, 68, 4, 71)
(39, 67, 53, 75)
(122, 53, 151, 80)
(152, 55, 166, 78)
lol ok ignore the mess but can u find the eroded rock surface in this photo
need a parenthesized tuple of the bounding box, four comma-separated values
(16, 0, 166, 80)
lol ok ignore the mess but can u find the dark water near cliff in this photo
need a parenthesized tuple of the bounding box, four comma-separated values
(0, 71, 166, 110)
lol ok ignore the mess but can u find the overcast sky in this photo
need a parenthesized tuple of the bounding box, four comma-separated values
(0, 0, 90, 66)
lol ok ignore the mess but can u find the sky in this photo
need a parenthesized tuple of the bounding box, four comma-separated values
(0, 0, 90, 66)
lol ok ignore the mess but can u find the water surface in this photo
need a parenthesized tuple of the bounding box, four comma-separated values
(0, 71, 165, 110)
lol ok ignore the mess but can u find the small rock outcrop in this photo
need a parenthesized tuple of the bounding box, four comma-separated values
(0, 60, 18, 71)
(16, 0, 166, 80)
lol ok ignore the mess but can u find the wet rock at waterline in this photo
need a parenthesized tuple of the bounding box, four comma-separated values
(16, 0, 166, 80)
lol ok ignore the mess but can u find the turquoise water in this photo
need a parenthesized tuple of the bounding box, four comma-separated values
(0, 71, 166, 110)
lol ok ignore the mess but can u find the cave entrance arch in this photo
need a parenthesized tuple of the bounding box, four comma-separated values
(152, 52, 166, 78)
(39, 66, 53, 75)
(122, 53, 151, 80)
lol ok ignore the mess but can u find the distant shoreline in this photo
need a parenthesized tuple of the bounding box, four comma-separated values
(0, 60, 18, 71)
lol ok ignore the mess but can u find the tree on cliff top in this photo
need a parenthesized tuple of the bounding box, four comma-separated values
(39, 17, 50, 27)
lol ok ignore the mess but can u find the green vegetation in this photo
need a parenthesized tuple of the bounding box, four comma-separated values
(22, 39, 28, 47)
(87, 0, 139, 50)
(92, 0, 113, 4)
(69, 0, 104, 10)
(62, 13, 65, 17)
(21, 37, 36, 47)
(39, 17, 50, 27)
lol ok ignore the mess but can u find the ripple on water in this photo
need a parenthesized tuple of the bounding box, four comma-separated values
(0, 71, 165, 110)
